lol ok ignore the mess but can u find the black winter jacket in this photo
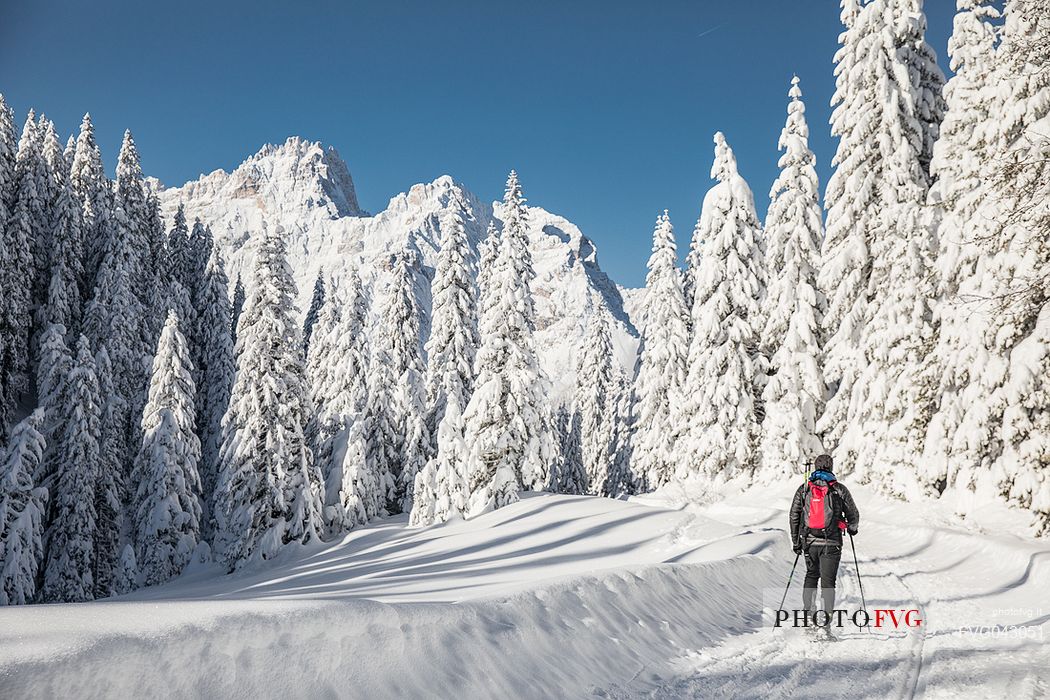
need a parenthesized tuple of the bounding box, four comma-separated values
(789, 481, 860, 548)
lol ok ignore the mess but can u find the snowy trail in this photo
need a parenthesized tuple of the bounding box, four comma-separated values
(1, 488, 1048, 698)
(625, 486, 1050, 699)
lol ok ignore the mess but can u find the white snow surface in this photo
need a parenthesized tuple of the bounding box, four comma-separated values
(156, 138, 638, 399)
(2, 486, 1048, 698)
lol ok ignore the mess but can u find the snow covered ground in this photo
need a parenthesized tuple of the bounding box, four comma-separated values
(1, 486, 1047, 698)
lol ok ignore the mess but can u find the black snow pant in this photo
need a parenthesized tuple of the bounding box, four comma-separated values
(802, 542, 841, 624)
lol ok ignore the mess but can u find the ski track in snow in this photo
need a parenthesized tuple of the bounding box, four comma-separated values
(1, 487, 1048, 698)
(623, 488, 1050, 700)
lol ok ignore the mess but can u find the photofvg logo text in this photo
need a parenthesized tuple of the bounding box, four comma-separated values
(760, 588, 924, 634)
(773, 607, 924, 630)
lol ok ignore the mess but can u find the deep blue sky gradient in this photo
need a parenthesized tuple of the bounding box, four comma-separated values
(0, 1, 955, 287)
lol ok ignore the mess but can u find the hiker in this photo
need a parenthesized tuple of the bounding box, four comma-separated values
(788, 453, 860, 634)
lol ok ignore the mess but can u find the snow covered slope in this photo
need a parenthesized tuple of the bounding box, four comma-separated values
(2, 488, 1047, 698)
(156, 138, 638, 398)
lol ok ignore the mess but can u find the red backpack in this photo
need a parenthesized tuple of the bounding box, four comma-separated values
(803, 480, 842, 535)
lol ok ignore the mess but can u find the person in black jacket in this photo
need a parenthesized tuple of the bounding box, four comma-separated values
(788, 453, 860, 629)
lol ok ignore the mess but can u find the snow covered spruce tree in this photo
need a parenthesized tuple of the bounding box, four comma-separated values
(679, 133, 765, 481)
(991, 0, 1050, 532)
(423, 197, 479, 433)
(165, 204, 192, 294)
(92, 344, 126, 598)
(554, 404, 586, 495)
(759, 77, 826, 477)
(82, 203, 145, 434)
(70, 113, 112, 292)
(0, 94, 14, 227)
(307, 270, 378, 532)
(630, 212, 689, 490)
(819, 0, 943, 477)
(462, 172, 554, 514)
(606, 368, 636, 497)
(40, 336, 101, 603)
(132, 311, 203, 586)
(369, 248, 429, 513)
(32, 324, 72, 498)
(302, 271, 326, 357)
(680, 131, 764, 482)
(34, 120, 84, 339)
(18, 113, 51, 309)
(941, 0, 1050, 529)
(0, 111, 44, 433)
(412, 203, 479, 525)
(114, 130, 151, 299)
(923, 0, 1002, 493)
(838, 1, 944, 494)
(214, 226, 322, 570)
(195, 247, 236, 517)
(0, 410, 47, 605)
(575, 307, 617, 495)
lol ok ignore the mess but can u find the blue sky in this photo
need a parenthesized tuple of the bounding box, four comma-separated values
(0, 1, 955, 288)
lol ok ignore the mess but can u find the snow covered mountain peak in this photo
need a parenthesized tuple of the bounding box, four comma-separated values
(170, 136, 365, 220)
(159, 140, 638, 399)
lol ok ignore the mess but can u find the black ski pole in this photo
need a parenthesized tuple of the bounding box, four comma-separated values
(849, 531, 869, 630)
(778, 550, 801, 614)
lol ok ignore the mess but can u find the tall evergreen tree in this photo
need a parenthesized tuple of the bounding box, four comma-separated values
(462, 172, 553, 514)
(34, 121, 83, 339)
(214, 226, 322, 570)
(32, 324, 73, 505)
(69, 114, 112, 294)
(0, 95, 15, 213)
(186, 219, 213, 297)
(554, 404, 586, 495)
(680, 133, 765, 480)
(409, 199, 480, 522)
(424, 201, 479, 432)
(93, 344, 126, 598)
(630, 212, 689, 490)
(83, 203, 145, 413)
(412, 205, 480, 524)
(0, 112, 44, 432)
(922, 0, 1002, 492)
(896, 0, 948, 179)
(40, 336, 100, 603)
(307, 271, 375, 532)
(941, 0, 1050, 529)
(575, 307, 617, 496)
(30, 116, 59, 307)
(760, 78, 826, 477)
(195, 247, 236, 520)
(839, 1, 943, 492)
(0, 410, 47, 605)
(132, 311, 203, 586)
(606, 368, 636, 497)
(372, 248, 428, 513)
(819, 0, 942, 471)
(167, 205, 190, 289)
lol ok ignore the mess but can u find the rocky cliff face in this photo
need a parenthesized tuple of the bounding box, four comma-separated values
(157, 137, 638, 400)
